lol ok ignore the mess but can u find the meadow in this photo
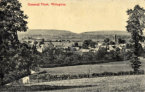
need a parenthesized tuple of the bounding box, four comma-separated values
(1, 75, 145, 92)
(27, 57, 145, 83)
(40, 61, 132, 75)
(1, 57, 145, 91)
(30, 75, 145, 92)
(40, 57, 145, 75)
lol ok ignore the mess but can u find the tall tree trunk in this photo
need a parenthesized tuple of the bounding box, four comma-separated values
(133, 32, 139, 56)
(0, 68, 4, 86)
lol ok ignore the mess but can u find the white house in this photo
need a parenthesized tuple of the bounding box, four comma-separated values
(6, 70, 36, 85)
(21, 70, 36, 84)
(80, 49, 90, 52)
(22, 76, 30, 84)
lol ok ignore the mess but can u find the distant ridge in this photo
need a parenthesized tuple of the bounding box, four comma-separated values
(24, 29, 77, 35)
(18, 29, 130, 41)
(80, 30, 130, 35)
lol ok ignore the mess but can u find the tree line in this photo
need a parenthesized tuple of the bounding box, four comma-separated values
(40, 47, 134, 67)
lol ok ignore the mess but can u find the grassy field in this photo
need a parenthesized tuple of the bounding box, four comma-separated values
(40, 61, 131, 75)
(31, 75, 145, 92)
(2, 75, 145, 91)
(40, 57, 145, 75)
(2, 57, 145, 91)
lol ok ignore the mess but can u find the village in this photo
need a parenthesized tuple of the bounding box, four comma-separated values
(21, 34, 145, 54)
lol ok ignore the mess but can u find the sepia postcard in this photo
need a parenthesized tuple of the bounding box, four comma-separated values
(0, 0, 145, 91)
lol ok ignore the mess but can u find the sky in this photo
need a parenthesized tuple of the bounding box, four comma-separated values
(20, 0, 145, 33)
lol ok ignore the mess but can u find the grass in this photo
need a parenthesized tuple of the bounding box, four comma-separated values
(40, 57, 145, 75)
(2, 75, 145, 92)
(2, 57, 145, 91)
(29, 57, 145, 83)
(40, 61, 132, 75)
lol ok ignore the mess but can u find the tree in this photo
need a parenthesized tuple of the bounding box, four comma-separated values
(82, 40, 96, 49)
(118, 38, 126, 44)
(96, 47, 107, 60)
(82, 40, 90, 49)
(90, 41, 96, 48)
(104, 38, 110, 50)
(126, 5, 145, 73)
(40, 38, 45, 45)
(74, 42, 79, 47)
(0, 0, 28, 85)
(110, 41, 115, 45)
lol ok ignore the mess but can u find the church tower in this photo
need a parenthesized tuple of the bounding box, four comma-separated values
(114, 34, 118, 44)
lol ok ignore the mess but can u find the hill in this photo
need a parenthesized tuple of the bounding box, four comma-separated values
(21, 29, 76, 36)
(18, 29, 131, 41)
(79, 30, 130, 41)
(81, 30, 130, 35)
(18, 29, 78, 40)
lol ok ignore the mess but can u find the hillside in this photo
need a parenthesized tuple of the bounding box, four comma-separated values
(18, 29, 78, 40)
(81, 30, 130, 35)
(79, 30, 130, 41)
(21, 29, 76, 36)
(18, 29, 131, 41)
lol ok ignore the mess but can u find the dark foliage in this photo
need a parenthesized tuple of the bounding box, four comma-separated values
(40, 47, 131, 68)
(118, 38, 126, 44)
(30, 70, 144, 82)
(126, 5, 145, 73)
(0, 0, 39, 86)
(82, 40, 96, 49)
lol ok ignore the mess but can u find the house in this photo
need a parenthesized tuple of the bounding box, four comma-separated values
(89, 47, 99, 52)
(107, 45, 116, 52)
(79, 49, 90, 52)
(74, 47, 80, 51)
(21, 70, 36, 84)
(141, 42, 145, 48)
(6, 70, 36, 86)
(36, 44, 44, 53)
(22, 76, 30, 84)
(98, 42, 103, 46)
(52, 41, 73, 49)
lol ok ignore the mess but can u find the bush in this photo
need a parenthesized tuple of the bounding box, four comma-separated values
(40, 47, 131, 67)
(30, 70, 144, 82)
